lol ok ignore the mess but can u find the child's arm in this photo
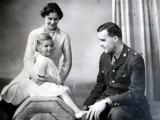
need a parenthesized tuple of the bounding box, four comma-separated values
(24, 31, 37, 73)
(35, 57, 60, 85)
(34, 57, 47, 79)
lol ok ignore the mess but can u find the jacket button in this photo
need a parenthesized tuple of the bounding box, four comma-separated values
(112, 80, 115, 83)
(114, 102, 117, 106)
(123, 74, 126, 77)
(113, 70, 115, 72)
(102, 70, 104, 73)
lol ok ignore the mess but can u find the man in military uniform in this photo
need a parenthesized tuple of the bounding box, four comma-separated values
(82, 22, 152, 120)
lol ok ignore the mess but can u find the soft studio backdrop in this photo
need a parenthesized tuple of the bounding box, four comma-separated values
(0, 0, 112, 104)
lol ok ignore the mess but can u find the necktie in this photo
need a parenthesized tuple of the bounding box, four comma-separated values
(111, 55, 117, 66)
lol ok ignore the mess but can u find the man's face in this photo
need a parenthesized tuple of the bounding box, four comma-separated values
(98, 30, 115, 53)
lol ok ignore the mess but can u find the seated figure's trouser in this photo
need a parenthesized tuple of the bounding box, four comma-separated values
(82, 105, 141, 120)
(106, 106, 139, 120)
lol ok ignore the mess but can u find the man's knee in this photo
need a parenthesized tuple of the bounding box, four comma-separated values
(109, 106, 133, 120)
(110, 107, 124, 120)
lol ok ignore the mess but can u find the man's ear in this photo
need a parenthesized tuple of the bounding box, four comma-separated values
(114, 36, 118, 42)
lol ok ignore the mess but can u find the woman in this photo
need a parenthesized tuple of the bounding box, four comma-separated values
(1, 2, 72, 106)
(25, 2, 72, 85)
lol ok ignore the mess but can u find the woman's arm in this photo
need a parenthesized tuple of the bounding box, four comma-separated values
(59, 33, 72, 83)
(23, 31, 37, 73)
(23, 30, 46, 84)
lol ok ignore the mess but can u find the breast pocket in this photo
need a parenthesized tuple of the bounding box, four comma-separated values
(115, 71, 128, 79)
(115, 71, 131, 86)
(102, 67, 110, 76)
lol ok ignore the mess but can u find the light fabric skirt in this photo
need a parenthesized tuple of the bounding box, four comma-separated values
(1, 68, 68, 106)
(29, 81, 68, 97)
(1, 68, 30, 106)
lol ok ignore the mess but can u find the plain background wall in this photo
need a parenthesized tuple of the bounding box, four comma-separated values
(0, 0, 112, 87)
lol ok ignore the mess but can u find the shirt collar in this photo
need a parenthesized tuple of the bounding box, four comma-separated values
(113, 43, 124, 59)
(43, 26, 60, 34)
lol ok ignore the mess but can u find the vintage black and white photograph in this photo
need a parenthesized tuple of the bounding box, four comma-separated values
(0, 0, 160, 120)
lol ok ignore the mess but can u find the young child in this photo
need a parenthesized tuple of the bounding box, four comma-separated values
(28, 33, 86, 119)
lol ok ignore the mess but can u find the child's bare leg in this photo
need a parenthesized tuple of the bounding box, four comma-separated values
(65, 88, 77, 104)
(59, 88, 88, 118)
(59, 91, 80, 114)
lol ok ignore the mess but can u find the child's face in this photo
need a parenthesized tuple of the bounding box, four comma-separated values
(38, 40, 54, 57)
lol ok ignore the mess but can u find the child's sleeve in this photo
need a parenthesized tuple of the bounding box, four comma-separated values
(34, 57, 48, 77)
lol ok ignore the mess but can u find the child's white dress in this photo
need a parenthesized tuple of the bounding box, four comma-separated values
(29, 54, 68, 96)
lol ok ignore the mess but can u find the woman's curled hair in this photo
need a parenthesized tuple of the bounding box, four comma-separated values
(40, 2, 63, 20)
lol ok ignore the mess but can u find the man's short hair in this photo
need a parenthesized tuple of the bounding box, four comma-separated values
(97, 22, 122, 38)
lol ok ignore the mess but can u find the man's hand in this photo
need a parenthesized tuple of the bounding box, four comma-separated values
(86, 100, 107, 120)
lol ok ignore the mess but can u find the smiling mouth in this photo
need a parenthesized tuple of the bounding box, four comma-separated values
(49, 26, 55, 28)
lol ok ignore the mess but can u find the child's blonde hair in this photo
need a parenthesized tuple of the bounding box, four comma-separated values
(36, 33, 53, 51)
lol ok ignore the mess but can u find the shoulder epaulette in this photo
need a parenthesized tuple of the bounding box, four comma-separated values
(127, 48, 138, 56)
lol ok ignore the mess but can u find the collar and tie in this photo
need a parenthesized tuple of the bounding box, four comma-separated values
(111, 55, 117, 66)
(110, 44, 124, 66)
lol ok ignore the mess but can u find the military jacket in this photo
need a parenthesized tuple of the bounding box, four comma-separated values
(84, 44, 152, 119)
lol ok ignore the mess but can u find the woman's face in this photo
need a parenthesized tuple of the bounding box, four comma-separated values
(44, 12, 60, 31)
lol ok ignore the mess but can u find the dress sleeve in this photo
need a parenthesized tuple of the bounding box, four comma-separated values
(59, 33, 72, 81)
(23, 31, 37, 73)
(34, 56, 48, 76)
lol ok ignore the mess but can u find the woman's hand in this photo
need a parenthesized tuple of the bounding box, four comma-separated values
(30, 72, 61, 85)
(29, 71, 46, 85)
(60, 79, 65, 85)
(44, 74, 61, 85)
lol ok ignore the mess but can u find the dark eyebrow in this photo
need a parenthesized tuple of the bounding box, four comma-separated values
(99, 39, 106, 41)
(47, 17, 52, 19)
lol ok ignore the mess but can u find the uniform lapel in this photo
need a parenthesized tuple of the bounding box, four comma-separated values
(103, 53, 112, 75)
